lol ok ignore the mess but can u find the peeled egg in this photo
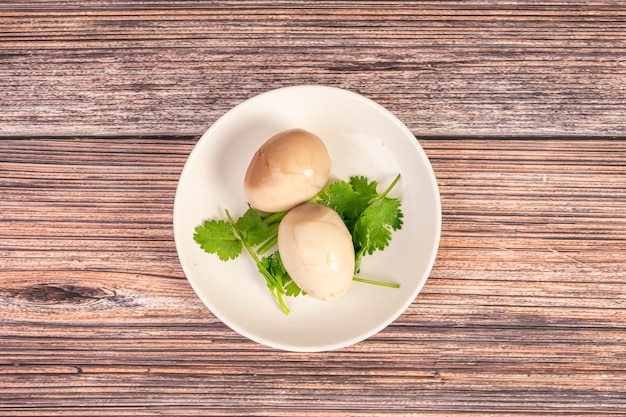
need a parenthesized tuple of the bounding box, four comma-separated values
(278, 203, 355, 301)
(243, 128, 331, 213)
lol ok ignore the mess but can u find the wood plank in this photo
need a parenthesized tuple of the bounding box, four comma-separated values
(2, 3, 626, 137)
(1, 137, 625, 415)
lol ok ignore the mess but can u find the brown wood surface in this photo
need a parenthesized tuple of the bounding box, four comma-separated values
(1, 1, 626, 416)
(2, 1, 626, 137)
(2, 138, 625, 416)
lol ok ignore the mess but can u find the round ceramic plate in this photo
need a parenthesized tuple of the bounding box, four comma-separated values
(173, 85, 441, 352)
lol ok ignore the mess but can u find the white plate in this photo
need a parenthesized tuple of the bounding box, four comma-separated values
(173, 85, 441, 352)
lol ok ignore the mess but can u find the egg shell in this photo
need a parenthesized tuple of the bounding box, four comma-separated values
(278, 203, 355, 301)
(243, 129, 331, 213)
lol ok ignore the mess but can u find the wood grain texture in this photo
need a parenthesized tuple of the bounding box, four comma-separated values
(2, 1, 626, 415)
(2, 1, 626, 137)
(1, 138, 625, 416)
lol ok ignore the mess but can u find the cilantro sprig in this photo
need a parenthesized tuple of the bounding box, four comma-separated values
(194, 207, 299, 314)
(193, 173, 403, 314)
(317, 174, 403, 272)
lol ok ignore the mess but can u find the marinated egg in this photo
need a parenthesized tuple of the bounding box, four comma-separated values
(243, 128, 331, 213)
(278, 203, 355, 301)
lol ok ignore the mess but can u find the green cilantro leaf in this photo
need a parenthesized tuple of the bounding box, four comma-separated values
(259, 256, 278, 293)
(193, 220, 242, 261)
(319, 173, 403, 272)
(261, 251, 305, 298)
(319, 180, 370, 220)
(349, 175, 379, 198)
(353, 197, 403, 256)
(236, 207, 269, 246)
(319, 181, 358, 217)
(284, 280, 305, 297)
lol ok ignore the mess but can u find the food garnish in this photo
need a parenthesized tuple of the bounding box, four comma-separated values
(193, 174, 403, 314)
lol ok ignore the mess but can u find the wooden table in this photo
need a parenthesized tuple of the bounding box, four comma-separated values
(2, 2, 625, 415)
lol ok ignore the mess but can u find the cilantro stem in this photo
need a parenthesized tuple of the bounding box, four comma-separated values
(256, 211, 285, 255)
(262, 210, 288, 225)
(378, 173, 401, 200)
(267, 222, 280, 236)
(225, 209, 290, 315)
(353, 276, 400, 288)
(257, 233, 278, 255)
